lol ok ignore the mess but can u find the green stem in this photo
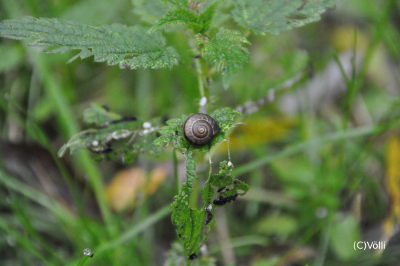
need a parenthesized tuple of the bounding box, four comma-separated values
(200, 152, 214, 247)
(202, 152, 213, 204)
(190, 179, 200, 209)
(189, 36, 208, 112)
(186, 148, 199, 209)
(173, 149, 180, 192)
(76, 257, 90, 266)
(194, 56, 206, 99)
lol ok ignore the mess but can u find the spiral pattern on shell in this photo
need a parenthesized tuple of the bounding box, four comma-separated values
(183, 113, 220, 146)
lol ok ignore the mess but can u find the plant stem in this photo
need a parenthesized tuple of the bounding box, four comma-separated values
(200, 152, 214, 244)
(189, 178, 200, 209)
(227, 139, 232, 162)
(202, 151, 213, 204)
(173, 149, 180, 192)
(189, 36, 208, 112)
(76, 257, 89, 266)
(194, 56, 206, 99)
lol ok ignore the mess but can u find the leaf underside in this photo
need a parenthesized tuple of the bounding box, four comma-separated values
(58, 104, 158, 160)
(0, 17, 179, 69)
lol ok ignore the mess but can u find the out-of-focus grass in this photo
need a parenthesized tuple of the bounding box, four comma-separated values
(0, 0, 400, 265)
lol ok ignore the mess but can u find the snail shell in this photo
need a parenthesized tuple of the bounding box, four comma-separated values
(183, 113, 220, 146)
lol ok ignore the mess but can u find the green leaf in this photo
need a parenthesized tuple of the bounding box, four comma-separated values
(155, 8, 200, 30)
(154, 2, 217, 33)
(171, 150, 205, 256)
(83, 104, 122, 127)
(132, 0, 169, 24)
(154, 108, 241, 151)
(209, 161, 249, 197)
(162, 109, 244, 258)
(197, 2, 218, 32)
(202, 28, 249, 88)
(210, 107, 241, 144)
(0, 17, 179, 69)
(153, 115, 189, 150)
(58, 104, 161, 160)
(232, 0, 336, 35)
(57, 120, 141, 157)
(330, 214, 360, 260)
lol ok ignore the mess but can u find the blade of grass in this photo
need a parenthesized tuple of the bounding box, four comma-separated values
(9, 193, 65, 264)
(76, 257, 90, 266)
(67, 205, 170, 265)
(0, 169, 77, 226)
(29, 52, 114, 233)
(0, 219, 53, 265)
(209, 235, 268, 254)
(0, 96, 90, 221)
(233, 121, 398, 176)
(340, 0, 391, 123)
(2, 0, 114, 236)
(95, 205, 170, 255)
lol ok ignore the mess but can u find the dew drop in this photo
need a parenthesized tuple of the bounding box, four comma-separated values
(83, 248, 94, 258)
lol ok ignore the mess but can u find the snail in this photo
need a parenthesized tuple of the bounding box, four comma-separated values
(183, 113, 220, 146)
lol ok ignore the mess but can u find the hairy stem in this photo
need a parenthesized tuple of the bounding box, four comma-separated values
(189, 35, 209, 113)
(194, 56, 206, 100)
(173, 149, 180, 192)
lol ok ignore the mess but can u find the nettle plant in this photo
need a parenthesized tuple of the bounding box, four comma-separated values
(0, 0, 336, 262)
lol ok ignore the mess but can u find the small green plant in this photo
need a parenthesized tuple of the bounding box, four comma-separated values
(58, 103, 246, 260)
(0, 0, 337, 263)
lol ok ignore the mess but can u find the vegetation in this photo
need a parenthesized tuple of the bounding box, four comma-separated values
(0, 0, 400, 265)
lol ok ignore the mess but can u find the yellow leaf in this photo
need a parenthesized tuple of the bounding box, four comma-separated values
(331, 26, 368, 53)
(105, 166, 167, 212)
(217, 116, 294, 152)
(384, 136, 400, 237)
(145, 166, 168, 195)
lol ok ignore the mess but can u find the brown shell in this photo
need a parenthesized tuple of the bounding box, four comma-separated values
(183, 113, 220, 146)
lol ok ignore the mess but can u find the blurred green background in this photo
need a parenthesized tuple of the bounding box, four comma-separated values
(1, 0, 400, 265)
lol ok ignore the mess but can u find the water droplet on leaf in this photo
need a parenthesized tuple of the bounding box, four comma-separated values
(83, 248, 94, 257)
